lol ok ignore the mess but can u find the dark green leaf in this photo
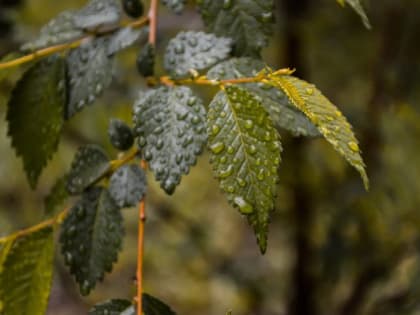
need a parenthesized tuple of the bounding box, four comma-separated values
(74, 0, 121, 31)
(66, 145, 111, 195)
(143, 293, 177, 315)
(60, 188, 124, 295)
(162, 0, 185, 14)
(108, 118, 135, 151)
(7, 55, 66, 188)
(265, 74, 369, 189)
(164, 31, 232, 78)
(107, 27, 148, 56)
(44, 175, 69, 217)
(89, 294, 176, 315)
(122, 0, 144, 18)
(207, 58, 320, 137)
(109, 164, 147, 208)
(89, 299, 132, 315)
(66, 38, 114, 118)
(197, 0, 274, 57)
(133, 86, 207, 194)
(0, 227, 54, 315)
(207, 85, 281, 253)
(21, 11, 83, 51)
(136, 43, 155, 77)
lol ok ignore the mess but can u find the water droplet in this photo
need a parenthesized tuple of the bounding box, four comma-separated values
(219, 165, 234, 178)
(249, 145, 257, 155)
(244, 120, 253, 129)
(236, 178, 247, 187)
(210, 142, 225, 154)
(234, 196, 254, 214)
(211, 124, 220, 135)
(348, 141, 359, 152)
(257, 169, 265, 181)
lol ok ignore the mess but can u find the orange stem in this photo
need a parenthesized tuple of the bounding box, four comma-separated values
(148, 0, 159, 46)
(136, 160, 147, 315)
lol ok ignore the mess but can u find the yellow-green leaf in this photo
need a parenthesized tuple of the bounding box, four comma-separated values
(0, 227, 54, 315)
(265, 74, 368, 189)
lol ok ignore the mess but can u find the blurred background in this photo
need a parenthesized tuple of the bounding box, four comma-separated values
(1, 0, 420, 314)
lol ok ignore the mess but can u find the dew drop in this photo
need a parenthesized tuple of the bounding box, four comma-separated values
(210, 142, 225, 154)
(219, 165, 234, 178)
(348, 141, 359, 152)
(234, 196, 254, 214)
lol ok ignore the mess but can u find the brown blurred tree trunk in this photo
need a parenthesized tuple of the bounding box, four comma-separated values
(279, 2, 318, 315)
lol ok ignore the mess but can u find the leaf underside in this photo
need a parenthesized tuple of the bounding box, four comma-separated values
(66, 37, 114, 119)
(73, 0, 121, 31)
(109, 164, 147, 208)
(198, 0, 274, 57)
(66, 145, 110, 195)
(265, 74, 369, 189)
(133, 86, 207, 194)
(89, 299, 132, 315)
(0, 227, 54, 315)
(60, 187, 124, 295)
(207, 58, 320, 137)
(164, 31, 232, 78)
(207, 85, 282, 253)
(7, 55, 66, 188)
(338, 0, 371, 29)
(106, 26, 148, 56)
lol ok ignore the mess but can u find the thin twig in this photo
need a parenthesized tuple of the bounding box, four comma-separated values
(0, 16, 150, 71)
(136, 160, 147, 315)
(148, 0, 159, 46)
(0, 208, 69, 244)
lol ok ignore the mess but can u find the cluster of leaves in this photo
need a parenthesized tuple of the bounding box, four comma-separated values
(0, 0, 371, 314)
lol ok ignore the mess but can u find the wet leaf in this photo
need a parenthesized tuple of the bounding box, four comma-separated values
(108, 118, 135, 151)
(66, 145, 111, 195)
(109, 165, 147, 208)
(207, 58, 319, 137)
(0, 227, 54, 315)
(66, 37, 114, 118)
(207, 85, 281, 253)
(7, 55, 66, 188)
(265, 74, 369, 189)
(133, 86, 207, 194)
(198, 0, 274, 57)
(60, 188, 124, 295)
(164, 31, 232, 78)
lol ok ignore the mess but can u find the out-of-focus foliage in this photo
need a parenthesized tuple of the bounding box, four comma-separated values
(1, 1, 420, 315)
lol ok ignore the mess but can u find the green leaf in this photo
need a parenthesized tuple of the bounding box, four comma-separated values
(136, 43, 155, 77)
(7, 55, 66, 188)
(162, 0, 185, 14)
(107, 26, 148, 56)
(337, 0, 371, 29)
(197, 0, 274, 57)
(207, 58, 320, 137)
(66, 145, 111, 195)
(74, 0, 122, 31)
(21, 11, 83, 51)
(143, 293, 177, 315)
(207, 85, 281, 253)
(122, 0, 145, 18)
(66, 38, 114, 118)
(108, 118, 135, 151)
(133, 86, 207, 194)
(0, 227, 54, 315)
(164, 31, 232, 78)
(265, 74, 369, 189)
(60, 187, 124, 295)
(109, 165, 147, 208)
(89, 299, 132, 315)
(44, 175, 69, 217)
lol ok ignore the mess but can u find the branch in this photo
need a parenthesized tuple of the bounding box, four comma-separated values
(0, 16, 150, 71)
(148, 0, 159, 46)
(0, 148, 140, 245)
(157, 68, 294, 87)
(136, 160, 147, 315)
(0, 208, 69, 244)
